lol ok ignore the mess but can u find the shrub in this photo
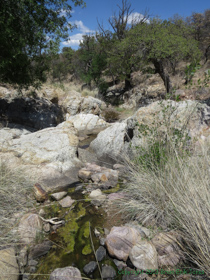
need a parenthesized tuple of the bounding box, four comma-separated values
(101, 108, 120, 122)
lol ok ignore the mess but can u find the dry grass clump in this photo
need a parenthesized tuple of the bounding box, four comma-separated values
(118, 143, 210, 275)
(0, 161, 33, 245)
(101, 108, 120, 122)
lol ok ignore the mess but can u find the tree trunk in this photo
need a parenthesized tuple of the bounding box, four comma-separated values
(152, 59, 172, 94)
(124, 73, 132, 90)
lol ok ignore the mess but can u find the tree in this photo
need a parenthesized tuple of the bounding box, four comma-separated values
(51, 47, 75, 82)
(130, 18, 201, 93)
(0, 0, 85, 87)
(97, 0, 148, 90)
(76, 35, 107, 90)
(187, 10, 210, 62)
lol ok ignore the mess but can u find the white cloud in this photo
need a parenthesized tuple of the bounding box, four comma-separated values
(63, 33, 84, 46)
(62, 20, 95, 47)
(74, 20, 94, 33)
(126, 12, 150, 24)
(59, 9, 75, 17)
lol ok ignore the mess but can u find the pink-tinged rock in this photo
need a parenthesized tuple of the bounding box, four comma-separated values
(158, 252, 180, 267)
(152, 231, 182, 267)
(129, 240, 158, 270)
(105, 226, 142, 261)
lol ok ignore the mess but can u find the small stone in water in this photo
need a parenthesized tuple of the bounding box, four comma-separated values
(83, 261, 97, 275)
(96, 246, 106, 262)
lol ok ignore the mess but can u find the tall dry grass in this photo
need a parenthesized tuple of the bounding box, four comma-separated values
(0, 161, 33, 246)
(118, 142, 210, 275)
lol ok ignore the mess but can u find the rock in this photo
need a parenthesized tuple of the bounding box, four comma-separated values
(18, 246, 28, 268)
(113, 259, 127, 269)
(28, 259, 38, 266)
(0, 121, 82, 191)
(90, 101, 210, 162)
(78, 163, 119, 189)
(78, 169, 92, 181)
(0, 126, 31, 149)
(83, 261, 97, 275)
(0, 97, 64, 130)
(51, 191, 67, 201)
(33, 183, 47, 202)
(102, 265, 116, 279)
(43, 223, 50, 233)
(64, 91, 106, 116)
(67, 113, 110, 135)
(18, 213, 42, 244)
(58, 196, 75, 208)
(96, 246, 106, 261)
(100, 237, 106, 246)
(49, 266, 82, 280)
(129, 240, 158, 270)
(0, 247, 19, 280)
(158, 252, 180, 267)
(152, 231, 181, 267)
(113, 164, 128, 177)
(90, 122, 129, 164)
(38, 209, 46, 217)
(89, 189, 106, 206)
(105, 226, 142, 261)
(94, 228, 101, 237)
(29, 240, 52, 259)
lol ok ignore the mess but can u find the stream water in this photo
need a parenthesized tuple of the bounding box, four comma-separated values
(32, 183, 120, 280)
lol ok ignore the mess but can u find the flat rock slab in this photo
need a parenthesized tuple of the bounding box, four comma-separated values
(58, 196, 75, 208)
(51, 191, 67, 201)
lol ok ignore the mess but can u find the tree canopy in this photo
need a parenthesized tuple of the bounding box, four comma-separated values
(0, 0, 85, 87)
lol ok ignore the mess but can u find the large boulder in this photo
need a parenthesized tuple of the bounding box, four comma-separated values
(0, 97, 64, 130)
(49, 266, 82, 280)
(105, 226, 142, 261)
(0, 121, 82, 191)
(89, 122, 132, 164)
(90, 101, 210, 162)
(0, 247, 19, 280)
(67, 113, 110, 135)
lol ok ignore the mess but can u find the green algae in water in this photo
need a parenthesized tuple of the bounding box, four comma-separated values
(78, 221, 92, 255)
(82, 243, 92, 255)
(102, 183, 120, 194)
(57, 202, 86, 254)
(34, 188, 109, 280)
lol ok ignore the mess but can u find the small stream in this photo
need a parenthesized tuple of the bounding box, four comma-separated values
(32, 134, 120, 279)
(33, 184, 119, 280)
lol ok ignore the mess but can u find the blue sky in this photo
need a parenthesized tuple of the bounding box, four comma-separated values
(61, 0, 210, 50)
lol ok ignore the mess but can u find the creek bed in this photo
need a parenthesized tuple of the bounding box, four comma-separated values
(32, 184, 119, 280)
